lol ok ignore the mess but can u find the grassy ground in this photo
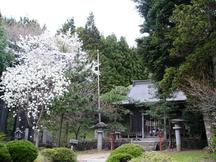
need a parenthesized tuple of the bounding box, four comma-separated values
(34, 153, 47, 162)
(35, 149, 215, 162)
(34, 149, 110, 162)
(164, 150, 215, 162)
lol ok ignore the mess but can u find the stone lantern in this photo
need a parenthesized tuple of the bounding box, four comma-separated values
(171, 119, 186, 151)
(115, 131, 121, 140)
(92, 122, 107, 151)
(15, 127, 22, 139)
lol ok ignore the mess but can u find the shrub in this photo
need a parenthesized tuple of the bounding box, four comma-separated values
(0, 132, 5, 142)
(41, 148, 56, 161)
(42, 147, 76, 162)
(0, 143, 11, 162)
(129, 152, 174, 162)
(107, 144, 144, 162)
(111, 144, 144, 157)
(211, 135, 216, 153)
(7, 140, 38, 162)
(74, 140, 97, 151)
(106, 153, 133, 162)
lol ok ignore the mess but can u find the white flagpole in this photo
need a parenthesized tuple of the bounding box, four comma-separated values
(97, 50, 101, 123)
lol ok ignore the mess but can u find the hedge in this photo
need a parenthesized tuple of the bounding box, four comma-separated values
(7, 140, 38, 162)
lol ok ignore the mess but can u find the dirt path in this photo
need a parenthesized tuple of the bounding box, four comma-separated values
(77, 151, 110, 162)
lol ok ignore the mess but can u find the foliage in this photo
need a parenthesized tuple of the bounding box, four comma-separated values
(106, 153, 133, 162)
(101, 86, 129, 131)
(134, 0, 216, 145)
(211, 136, 216, 153)
(3, 16, 45, 42)
(101, 86, 128, 103)
(160, 0, 216, 93)
(0, 132, 5, 141)
(57, 18, 76, 35)
(41, 148, 56, 161)
(46, 47, 97, 143)
(52, 147, 76, 162)
(77, 12, 101, 59)
(99, 35, 147, 92)
(0, 18, 14, 75)
(0, 143, 11, 162)
(108, 144, 144, 160)
(107, 122, 127, 132)
(41, 147, 76, 162)
(7, 140, 38, 162)
(182, 110, 206, 137)
(0, 32, 84, 128)
(77, 12, 147, 93)
(130, 150, 214, 162)
(145, 100, 174, 119)
(167, 150, 212, 162)
(129, 152, 173, 162)
(134, 0, 190, 84)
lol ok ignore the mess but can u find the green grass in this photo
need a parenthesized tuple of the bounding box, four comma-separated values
(165, 150, 215, 162)
(130, 150, 215, 162)
(68, 129, 95, 140)
(34, 153, 45, 162)
(35, 149, 215, 162)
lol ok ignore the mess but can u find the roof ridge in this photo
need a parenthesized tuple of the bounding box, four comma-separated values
(132, 80, 152, 86)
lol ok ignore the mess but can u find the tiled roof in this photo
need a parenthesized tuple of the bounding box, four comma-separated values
(123, 80, 187, 104)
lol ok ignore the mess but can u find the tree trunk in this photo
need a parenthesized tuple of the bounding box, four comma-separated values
(168, 121, 172, 149)
(65, 122, 69, 146)
(203, 112, 213, 146)
(75, 126, 81, 140)
(163, 112, 167, 140)
(57, 113, 64, 147)
(0, 101, 8, 133)
(213, 56, 216, 80)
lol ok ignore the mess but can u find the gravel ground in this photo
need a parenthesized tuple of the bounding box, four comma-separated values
(77, 152, 110, 162)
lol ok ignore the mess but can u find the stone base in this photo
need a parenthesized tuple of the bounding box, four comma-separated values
(132, 138, 166, 151)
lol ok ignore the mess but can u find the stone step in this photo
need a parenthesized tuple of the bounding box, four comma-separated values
(132, 138, 162, 151)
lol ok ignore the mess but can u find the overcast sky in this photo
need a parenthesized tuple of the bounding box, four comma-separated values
(0, 0, 143, 47)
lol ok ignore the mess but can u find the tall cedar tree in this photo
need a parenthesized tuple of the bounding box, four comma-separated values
(77, 12, 147, 93)
(134, 0, 216, 146)
(134, 0, 190, 94)
(57, 18, 76, 35)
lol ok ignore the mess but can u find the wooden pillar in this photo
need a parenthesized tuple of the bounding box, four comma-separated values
(150, 118, 152, 135)
(142, 112, 145, 139)
(129, 114, 132, 138)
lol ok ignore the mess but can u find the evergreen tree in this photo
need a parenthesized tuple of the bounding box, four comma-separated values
(57, 18, 76, 35)
(100, 34, 148, 92)
(77, 12, 101, 59)
(134, 0, 190, 84)
(47, 49, 97, 144)
(0, 15, 14, 75)
(162, 0, 216, 146)
(3, 16, 45, 42)
(160, 0, 216, 92)
(76, 12, 148, 93)
(134, 0, 216, 145)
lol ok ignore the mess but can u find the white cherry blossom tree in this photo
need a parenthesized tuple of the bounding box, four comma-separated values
(0, 32, 87, 129)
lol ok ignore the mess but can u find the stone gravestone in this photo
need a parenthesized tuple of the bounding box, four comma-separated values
(0, 100, 8, 133)
(42, 127, 52, 146)
(24, 128, 29, 139)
